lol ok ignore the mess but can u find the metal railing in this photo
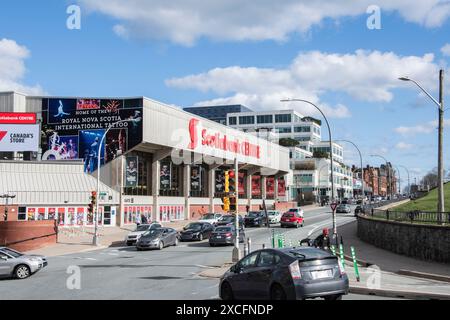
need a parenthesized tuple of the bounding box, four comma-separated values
(368, 208, 450, 224)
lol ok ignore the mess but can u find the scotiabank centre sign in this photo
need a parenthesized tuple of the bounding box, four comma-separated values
(188, 118, 261, 160)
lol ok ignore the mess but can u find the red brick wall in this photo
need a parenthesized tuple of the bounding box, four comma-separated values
(0, 221, 57, 252)
(274, 201, 297, 212)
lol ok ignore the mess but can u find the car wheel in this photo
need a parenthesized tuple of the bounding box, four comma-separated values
(221, 282, 234, 300)
(158, 241, 164, 250)
(15, 265, 31, 279)
(210, 243, 215, 247)
(295, 222, 299, 229)
(270, 284, 287, 300)
(199, 234, 204, 241)
(324, 294, 343, 301)
(136, 247, 142, 251)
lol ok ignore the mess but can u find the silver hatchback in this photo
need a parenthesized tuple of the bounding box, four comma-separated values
(0, 247, 48, 279)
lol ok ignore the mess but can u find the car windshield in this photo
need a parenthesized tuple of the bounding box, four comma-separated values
(136, 225, 150, 232)
(142, 229, 162, 237)
(288, 208, 299, 212)
(215, 227, 232, 232)
(185, 223, 203, 231)
(2, 248, 23, 258)
(284, 213, 294, 218)
(247, 212, 260, 217)
(221, 216, 234, 222)
(267, 211, 277, 216)
(202, 214, 215, 220)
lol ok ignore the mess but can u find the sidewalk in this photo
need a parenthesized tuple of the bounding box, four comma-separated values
(337, 221, 450, 277)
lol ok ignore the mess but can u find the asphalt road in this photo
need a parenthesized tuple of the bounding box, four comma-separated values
(0, 206, 400, 300)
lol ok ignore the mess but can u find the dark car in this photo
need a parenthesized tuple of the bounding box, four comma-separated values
(219, 248, 348, 300)
(244, 211, 268, 228)
(209, 226, 245, 247)
(216, 215, 244, 228)
(336, 204, 351, 214)
(136, 228, 178, 251)
(179, 222, 214, 242)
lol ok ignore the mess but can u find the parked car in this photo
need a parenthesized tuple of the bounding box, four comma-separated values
(244, 211, 268, 228)
(336, 204, 351, 214)
(124, 223, 162, 246)
(267, 210, 282, 224)
(287, 207, 304, 217)
(179, 222, 214, 241)
(219, 247, 349, 300)
(280, 211, 304, 228)
(216, 215, 244, 228)
(198, 213, 223, 226)
(0, 247, 48, 279)
(136, 228, 178, 251)
(209, 226, 245, 247)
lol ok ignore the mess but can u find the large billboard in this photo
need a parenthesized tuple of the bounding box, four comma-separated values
(0, 124, 40, 152)
(40, 98, 143, 172)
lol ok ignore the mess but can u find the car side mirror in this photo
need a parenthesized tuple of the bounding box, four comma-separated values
(0, 256, 7, 261)
(230, 265, 241, 273)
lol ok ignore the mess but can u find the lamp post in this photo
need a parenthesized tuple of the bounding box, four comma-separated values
(93, 119, 132, 246)
(398, 165, 411, 195)
(335, 140, 364, 205)
(0, 194, 16, 221)
(281, 98, 337, 238)
(232, 157, 240, 262)
(399, 70, 445, 221)
(393, 166, 401, 196)
(370, 154, 392, 199)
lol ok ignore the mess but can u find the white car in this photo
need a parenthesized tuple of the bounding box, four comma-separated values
(198, 213, 223, 226)
(125, 223, 162, 246)
(267, 210, 282, 224)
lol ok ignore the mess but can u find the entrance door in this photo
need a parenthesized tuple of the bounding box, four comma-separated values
(103, 206, 111, 226)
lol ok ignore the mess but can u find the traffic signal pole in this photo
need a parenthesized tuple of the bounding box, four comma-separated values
(232, 158, 240, 263)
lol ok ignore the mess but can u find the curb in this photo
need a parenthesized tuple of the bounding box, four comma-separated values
(397, 270, 450, 283)
(349, 285, 450, 300)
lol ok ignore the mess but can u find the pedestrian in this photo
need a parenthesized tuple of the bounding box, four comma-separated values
(314, 228, 331, 250)
(141, 214, 148, 225)
(135, 213, 141, 227)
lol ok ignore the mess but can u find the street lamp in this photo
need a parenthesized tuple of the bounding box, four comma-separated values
(398, 165, 411, 195)
(399, 70, 445, 221)
(370, 154, 393, 199)
(0, 194, 16, 221)
(93, 119, 133, 246)
(281, 98, 337, 239)
(335, 140, 365, 205)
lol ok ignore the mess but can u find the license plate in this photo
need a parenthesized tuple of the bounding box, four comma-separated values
(216, 236, 222, 239)
(311, 270, 332, 279)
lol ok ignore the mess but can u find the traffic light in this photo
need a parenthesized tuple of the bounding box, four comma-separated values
(222, 197, 230, 212)
(88, 191, 97, 213)
(228, 170, 236, 193)
(229, 197, 236, 212)
(224, 171, 230, 193)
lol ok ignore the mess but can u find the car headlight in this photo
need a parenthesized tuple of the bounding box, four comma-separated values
(29, 257, 41, 262)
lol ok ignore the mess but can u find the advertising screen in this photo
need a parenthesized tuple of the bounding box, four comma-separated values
(0, 124, 40, 152)
(40, 98, 143, 172)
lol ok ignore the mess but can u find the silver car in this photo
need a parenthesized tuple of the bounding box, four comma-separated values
(0, 247, 48, 279)
(124, 223, 162, 246)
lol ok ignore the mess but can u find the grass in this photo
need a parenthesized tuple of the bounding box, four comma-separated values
(393, 183, 450, 212)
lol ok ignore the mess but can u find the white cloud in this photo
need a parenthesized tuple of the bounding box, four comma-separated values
(395, 142, 413, 150)
(395, 119, 450, 137)
(0, 38, 44, 95)
(166, 50, 440, 118)
(79, 0, 450, 45)
(441, 43, 450, 56)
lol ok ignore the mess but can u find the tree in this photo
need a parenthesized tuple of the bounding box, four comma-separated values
(313, 150, 329, 159)
(279, 138, 299, 147)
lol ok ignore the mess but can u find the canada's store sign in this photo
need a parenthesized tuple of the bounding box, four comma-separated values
(188, 118, 261, 160)
(0, 124, 39, 152)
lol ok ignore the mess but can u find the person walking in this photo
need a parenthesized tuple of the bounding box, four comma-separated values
(135, 213, 142, 227)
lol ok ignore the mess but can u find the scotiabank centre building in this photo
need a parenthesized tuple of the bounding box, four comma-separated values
(0, 92, 291, 227)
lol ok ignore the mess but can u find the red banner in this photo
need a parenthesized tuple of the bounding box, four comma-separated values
(266, 177, 275, 196)
(278, 178, 286, 197)
(252, 176, 261, 196)
(0, 112, 36, 124)
(238, 172, 245, 194)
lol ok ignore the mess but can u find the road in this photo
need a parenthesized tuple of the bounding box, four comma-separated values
(0, 206, 400, 300)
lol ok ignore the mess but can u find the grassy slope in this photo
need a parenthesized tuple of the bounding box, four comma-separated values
(394, 183, 450, 212)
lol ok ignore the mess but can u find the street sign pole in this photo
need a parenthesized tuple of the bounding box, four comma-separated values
(232, 158, 240, 263)
(330, 202, 338, 246)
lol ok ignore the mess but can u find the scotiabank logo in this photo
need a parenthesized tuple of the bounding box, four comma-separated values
(0, 131, 7, 142)
(187, 118, 261, 159)
(188, 118, 200, 149)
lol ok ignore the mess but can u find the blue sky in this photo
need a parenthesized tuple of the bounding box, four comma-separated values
(1, 0, 449, 187)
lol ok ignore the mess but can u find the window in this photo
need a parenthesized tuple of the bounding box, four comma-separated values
(294, 126, 311, 133)
(275, 114, 292, 123)
(18, 207, 27, 221)
(239, 116, 255, 125)
(277, 127, 292, 133)
(239, 252, 259, 269)
(257, 115, 273, 124)
(257, 251, 276, 267)
(228, 117, 237, 125)
(294, 137, 311, 142)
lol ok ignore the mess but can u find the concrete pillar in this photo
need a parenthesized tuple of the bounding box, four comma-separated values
(246, 174, 252, 209)
(261, 176, 267, 200)
(119, 155, 125, 227)
(274, 177, 279, 201)
(152, 158, 161, 222)
(208, 168, 216, 213)
(184, 164, 191, 221)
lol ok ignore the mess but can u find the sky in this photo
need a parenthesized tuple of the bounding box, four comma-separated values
(1, 0, 450, 188)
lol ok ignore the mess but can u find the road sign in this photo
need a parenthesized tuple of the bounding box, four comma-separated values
(330, 202, 338, 211)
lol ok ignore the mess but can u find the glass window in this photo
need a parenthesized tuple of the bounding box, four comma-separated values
(257, 251, 276, 267)
(239, 116, 255, 125)
(277, 127, 292, 133)
(257, 115, 273, 124)
(275, 114, 292, 123)
(228, 117, 237, 125)
(239, 252, 259, 269)
(294, 126, 311, 133)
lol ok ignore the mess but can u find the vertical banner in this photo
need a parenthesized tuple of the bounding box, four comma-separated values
(160, 163, 172, 190)
(77, 208, 84, 226)
(68, 208, 75, 225)
(191, 166, 202, 192)
(38, 208, 46, 221)
(58, 208, 65, 226)
(48, 208, 56, 220)
(125, 156, 139, 187)
(238, 172, 245, 194)
(278, 178, 286, 197)
(252, 176, 261, 197)
(266, 177, 275, 197)
(27, 208, 36, 221)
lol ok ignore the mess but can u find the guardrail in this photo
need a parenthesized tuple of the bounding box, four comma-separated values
(369, 209, 450, 224)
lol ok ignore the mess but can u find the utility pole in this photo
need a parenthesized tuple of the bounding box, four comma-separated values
(437, 69, 445, 222)
(232, 158, 240, 263)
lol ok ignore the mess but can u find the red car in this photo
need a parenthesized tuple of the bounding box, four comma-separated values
(280, 210, 304, 228)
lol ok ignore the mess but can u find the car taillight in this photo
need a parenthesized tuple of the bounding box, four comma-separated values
(225, 232, 232, 237)
(289, 261, 302, 280)
(338, 259, 346, 276)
